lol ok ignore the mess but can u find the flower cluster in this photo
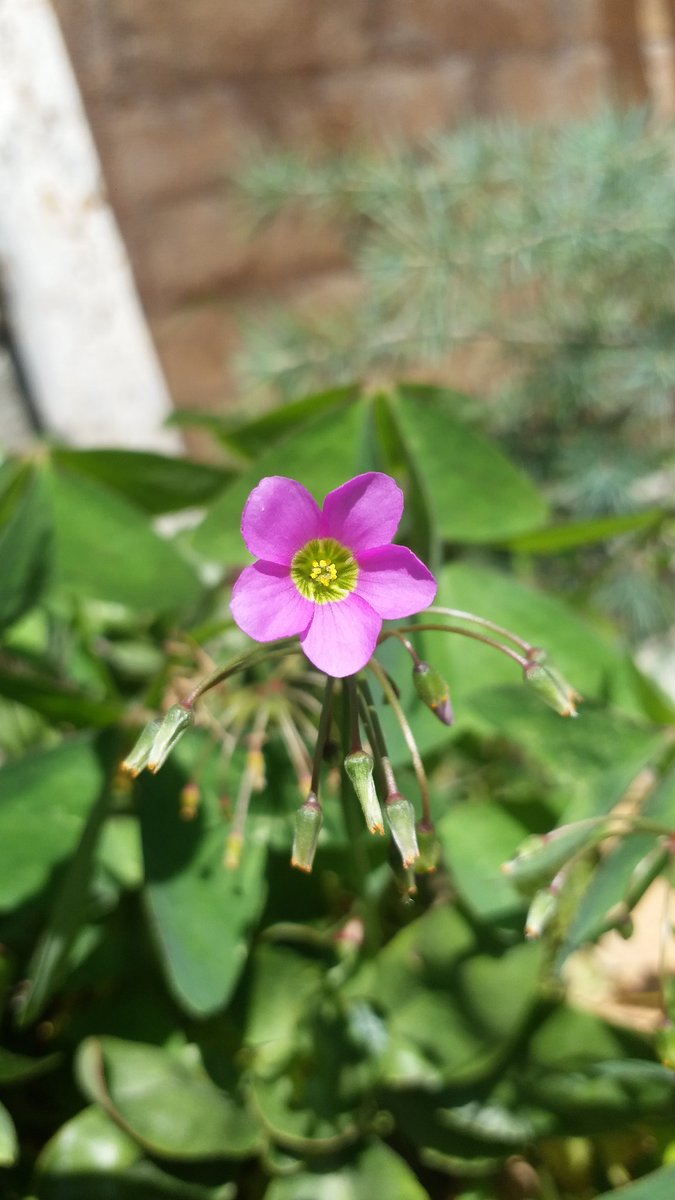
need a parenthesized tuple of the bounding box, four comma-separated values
(122, 471, 582, 915)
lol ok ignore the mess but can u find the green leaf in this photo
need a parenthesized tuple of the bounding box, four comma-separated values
(37, 1104, 236, 1199)
(52, 448, 232, 515)
(391, 386, 548, 542)
(0, 1046, 60, 1085)
(504, 507, 667, 554)
(0, 654, 122, 728)
(595, 1165, 675, 1200)
(0, 1099, 18, 1167)
(139, 760, 267, 1016)
(0, 468, 53, 630)
(0, 737, 105, 911)
(437, 803, 528, 922)
(242, 944, 325, 1072)
(77, 1037, 261, 1160)
(18, 780, 112, 1026)
(559, 767, 675, 959)
(38, 1105, 141, 1174)
(264, 1141, 431, 1200)
(191, 399, 368, 564)
(171, 386, 359, 459)
(46, 465, 201, 614)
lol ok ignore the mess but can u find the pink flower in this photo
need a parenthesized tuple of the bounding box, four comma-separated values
(230, 473, 437, 677)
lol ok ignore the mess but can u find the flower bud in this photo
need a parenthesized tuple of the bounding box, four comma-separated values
(344, 750, 384, 835)
(415, 821, 441, 873)
(291, 793, 323, 873)
(502, 818, 606, 892)
(412, 661, 454, 726)
(147, 704, 194, 773)
(385, 792, 419, 868)
(121, 718, 163, 777)
(523, 654, 581, 718)
(524, 888, 558, 940)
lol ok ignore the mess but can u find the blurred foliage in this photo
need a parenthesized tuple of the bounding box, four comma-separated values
(230, 111, 675, 645)
(1, 385, 675, 1199)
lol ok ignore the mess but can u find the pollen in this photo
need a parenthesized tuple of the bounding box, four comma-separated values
(310, 559, 338, 587)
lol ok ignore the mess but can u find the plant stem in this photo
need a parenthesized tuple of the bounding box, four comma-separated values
(185, 640, 299, 707)
(384, 622, 528, 667)
(425, 605, 534, 653)
(357, 677, 397, 795)
(368, 658, 432, 826)
(310, 675, 335, 796)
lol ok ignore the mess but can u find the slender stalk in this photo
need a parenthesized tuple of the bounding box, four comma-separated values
(386, 629, 422, 667)
(425, 606, 534, 654)
(368, 658, 432, 826)
(357, 678, 397, 795)
(346, 676, 362, 753)
(310, 676, 335, 796)
(225, 705, 269, 868)
(339, 681, 382, 952)
(185, 640, 299, 707)
(383, 622, 528, 668)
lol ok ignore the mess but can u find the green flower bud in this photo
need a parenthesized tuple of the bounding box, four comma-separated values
(344, 750, 384, 835)
(412, 661, 454, 726)
(502, 818, 606, 892)
(415, 821, 441, 873)
(147, 704, 194, 773)
(523, 654, 581, 718)
(524, 888, 558, 940)
(121, 718, 163, 777)
(386, 792, 419, 868)
(291, 793, 323, 873)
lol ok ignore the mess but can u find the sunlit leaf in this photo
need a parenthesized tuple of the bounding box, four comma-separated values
(77, 1038, 260, 1160)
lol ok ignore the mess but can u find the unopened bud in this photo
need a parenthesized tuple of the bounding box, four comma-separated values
(291, 793, 323, 873)
(412, 662, 454, 726)
(121, 718, 162, 777)
(502, 818, 606, 892)
(344, 750, 384, 835)
(525, 888, 558, 940)
(147, 704, 195, 772)
(386, 792, 419, 868)
(523, 653, 581, 718)
(415, 821, 441, 873)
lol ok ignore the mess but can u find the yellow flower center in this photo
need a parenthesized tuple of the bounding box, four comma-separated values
(291, 537, 359, 604)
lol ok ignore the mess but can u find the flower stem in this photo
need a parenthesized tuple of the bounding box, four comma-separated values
(357, 677, 397, 796)
(368, 658, 432, 827)
(386, 623, 528, 668)
(310, 675, 335, 796)
(225, 704, 269, 869)
(425, 606, 534, 654)
(185, 640, 299, 707)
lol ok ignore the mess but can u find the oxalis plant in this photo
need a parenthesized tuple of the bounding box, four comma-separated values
(2, 386, 675, 1200)
(125, 470, 584, 916)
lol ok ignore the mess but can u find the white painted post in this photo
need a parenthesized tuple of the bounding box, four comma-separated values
(0, 0, 182, 452)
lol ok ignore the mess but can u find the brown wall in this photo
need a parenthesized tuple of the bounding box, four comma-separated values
(52, 0, 675, 420)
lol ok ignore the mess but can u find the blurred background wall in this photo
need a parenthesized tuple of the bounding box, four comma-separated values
(50, 0, 675, 423)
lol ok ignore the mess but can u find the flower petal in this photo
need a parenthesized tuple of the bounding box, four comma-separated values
(321, 472, 403, 552)
(242, 477, 320, 565)
(230, 562, 313, 642)
(301, 595, 382, 677)
(355, 544, 437, 618)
